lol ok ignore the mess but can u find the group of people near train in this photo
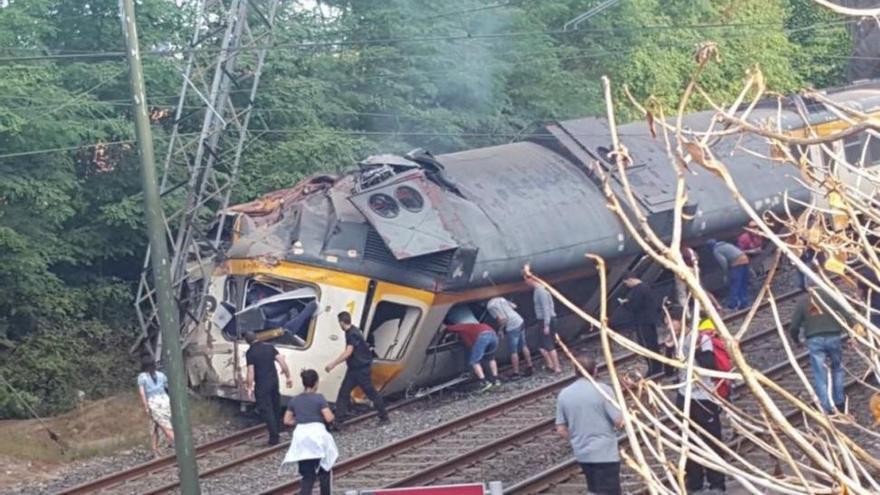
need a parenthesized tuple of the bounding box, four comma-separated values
(135, 221, 878, 495)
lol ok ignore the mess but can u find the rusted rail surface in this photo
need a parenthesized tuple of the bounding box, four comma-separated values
(258, 289, 806, 494)
(58, 286, 805, 495)
(505, 356, 868, 495)
(56, 394, 422, 495)
(56, 424, 264, 495)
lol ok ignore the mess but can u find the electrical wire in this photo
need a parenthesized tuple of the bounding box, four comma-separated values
(0, 18, 855, 64)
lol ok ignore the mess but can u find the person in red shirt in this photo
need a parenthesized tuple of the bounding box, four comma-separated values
(445, 322, 500, 392)
(736, 221, 763, 256)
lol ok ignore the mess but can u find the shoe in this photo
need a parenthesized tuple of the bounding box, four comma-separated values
(522, 367, 534, 377)
(267, 438, 280, 446)
(492, 378, 502, 386)
(476, 380, 493, 393)
(377, 417, 391, 426)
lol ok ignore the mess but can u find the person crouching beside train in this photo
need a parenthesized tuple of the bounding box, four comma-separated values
(137, 358, 174, 458)
(707, 238, 751, 311)
(487, 296, 534, 378)
(445, 322, 501, 392)
(281, 369, 338, 495)
(325, 311, 390, 425)
(525, 275, 563, 374)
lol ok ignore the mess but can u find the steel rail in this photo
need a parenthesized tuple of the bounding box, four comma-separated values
(504, 343, 865, 494)
(378, 305, 810, 489)
(61, 305, 596, 495)
(257, 288, 807, 494)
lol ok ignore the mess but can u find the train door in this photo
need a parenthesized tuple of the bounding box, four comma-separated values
(360, 282, 427, 393)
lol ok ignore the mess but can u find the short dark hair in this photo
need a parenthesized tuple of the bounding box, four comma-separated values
(243, 331, 257, 344)
(300, 369, 319, 389)
(577, 356, 598, 376)
(337, 311, 352, 324)
(667, 305, 685, 321)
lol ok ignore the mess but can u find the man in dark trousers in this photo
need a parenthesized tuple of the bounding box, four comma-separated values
(555, 355, 624, 495)
(667, 306, 726, 493)
(325, 311, 390, 425)
(618, 273, 662, 376)
(707, 238, 751, 310)
(244, 331, 293, 446)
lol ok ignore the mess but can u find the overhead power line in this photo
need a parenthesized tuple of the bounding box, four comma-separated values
(0, 19, 855, 64)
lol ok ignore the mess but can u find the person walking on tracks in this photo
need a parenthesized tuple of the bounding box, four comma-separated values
(618, 273, 662, 376)
(245, 331, 294, 446)
(445, 321, 501, 391)
(789, 293, 849, 414)
(137, 359, 174, 458)
(555, 355, 624, 495)
(667, 306, 727, 493)
(325, 311, 390, 425)
(707, 239, 751, 310)
(281, 369, 338, 495)
(487, 296, 534, 377)
(526, 275, 563, 374)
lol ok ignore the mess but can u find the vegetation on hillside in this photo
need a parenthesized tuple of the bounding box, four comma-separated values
(0, 0, 852, 418)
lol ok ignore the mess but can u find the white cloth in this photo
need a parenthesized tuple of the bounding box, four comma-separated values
(146, 394, 172, 431)
(281, 423, 338, 472)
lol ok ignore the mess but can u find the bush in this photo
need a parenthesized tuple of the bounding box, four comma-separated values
(0, 319, 138, 419)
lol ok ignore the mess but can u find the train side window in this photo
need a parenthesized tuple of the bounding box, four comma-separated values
(844, 136, 864, 166)
(868, 135, 880, 166)
(368, 302, 421, 361)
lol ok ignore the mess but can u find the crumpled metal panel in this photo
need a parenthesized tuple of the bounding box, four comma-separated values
(349, 171, 459, 260)
(555, 117, 678, 212)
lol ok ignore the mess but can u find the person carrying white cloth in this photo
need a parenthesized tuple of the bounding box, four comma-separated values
(281, 369, 338, 495)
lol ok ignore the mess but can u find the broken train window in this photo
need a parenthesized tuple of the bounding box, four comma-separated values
(218, 277, 320, 349)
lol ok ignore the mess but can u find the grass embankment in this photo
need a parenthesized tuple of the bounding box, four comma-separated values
(0, 392, 230, 463)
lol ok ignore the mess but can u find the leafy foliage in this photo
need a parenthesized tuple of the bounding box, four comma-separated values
(0, 0, 853, 418)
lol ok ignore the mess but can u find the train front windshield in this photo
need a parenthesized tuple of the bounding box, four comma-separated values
(214, 278, 319, 348)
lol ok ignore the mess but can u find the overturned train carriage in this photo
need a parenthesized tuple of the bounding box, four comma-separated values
(184, 82, 880, 403)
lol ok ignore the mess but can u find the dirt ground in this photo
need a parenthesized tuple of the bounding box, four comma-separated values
(0, 392, 232, 490)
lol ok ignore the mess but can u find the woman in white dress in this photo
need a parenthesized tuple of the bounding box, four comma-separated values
(137, 360, 175, 457)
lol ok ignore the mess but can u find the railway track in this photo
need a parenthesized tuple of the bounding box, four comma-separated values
(59, 282, 806, 495)
(55, 304, 603, 494)
(257, 289, 807, 494)
(506, 355, 872, 495)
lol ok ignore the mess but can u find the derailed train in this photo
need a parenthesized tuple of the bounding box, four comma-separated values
(182, 81, 880, 403)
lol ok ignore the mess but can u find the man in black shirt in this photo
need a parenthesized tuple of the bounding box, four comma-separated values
(325, 311, 390, 425)
(245, 331, 293, 445)
(618, 273, 662, 376)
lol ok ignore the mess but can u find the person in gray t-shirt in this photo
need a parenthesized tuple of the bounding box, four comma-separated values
(526, 276, 562, 373)
(555, 356, 624, 495)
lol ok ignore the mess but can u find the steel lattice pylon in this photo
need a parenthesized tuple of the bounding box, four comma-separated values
(134, 0, 281, 359)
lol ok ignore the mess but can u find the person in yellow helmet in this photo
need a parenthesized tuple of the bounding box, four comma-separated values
(666, 306, 726, 493)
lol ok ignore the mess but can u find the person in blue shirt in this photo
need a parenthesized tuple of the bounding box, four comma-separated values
(137, 359, 174, 457)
